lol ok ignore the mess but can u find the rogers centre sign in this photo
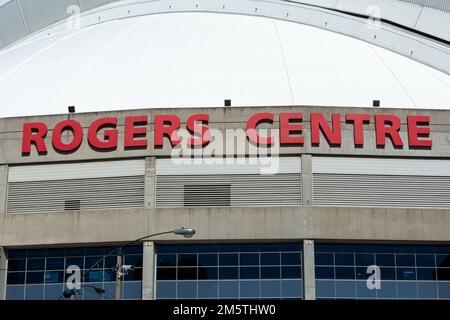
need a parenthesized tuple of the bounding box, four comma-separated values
(21, 112, 432, 155)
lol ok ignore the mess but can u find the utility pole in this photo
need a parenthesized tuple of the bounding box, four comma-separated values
(115, 250, 123, 300)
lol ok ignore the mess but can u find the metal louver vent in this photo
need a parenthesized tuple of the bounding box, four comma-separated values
(7, 160, 145, 214)
(156, 157, 302, 208)
(313, 157, 450, 209)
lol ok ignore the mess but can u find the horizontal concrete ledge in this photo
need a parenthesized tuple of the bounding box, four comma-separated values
(0, 207, 449, 247)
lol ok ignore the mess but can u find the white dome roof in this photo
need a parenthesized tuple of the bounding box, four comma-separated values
(0, 12, 449, 117)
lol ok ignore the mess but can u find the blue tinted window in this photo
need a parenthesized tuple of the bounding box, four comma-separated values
(336, 281, 356, 298)
(178, 268, 197, 280)
(436, 255, 450, 268)
(178, 254, 197, 267)
(261, 281, 281, 298)
(396, 254, 415, 267)
(156, 282, 176, 299)
(8, 259, 26, 271)
(240, 281, 260, 298)
(124, 255, 142, 268)
(397, 268, 416, 281)
(437, 268, 450, 281)
(380, 267, 397, 280)
(281, 253, 301, 265)
(26, 272, 44, 284)
(315, 253, 333, 265)
(25, 285, 44, 300)
(123, 282, 142, 300)
(85, 257, 104, 269)
(178, 282, 197, 299)
(198, 267, 218, 280)
(66, 257, 84, 269)
(198, 254, 218, 266)
(219, 281, 239, 298)
(282, 266, 301, 279)
(315, 267, 334, 279)
(240, 267, 259, 279)
(261, 267, 280, 279)
(335, 254, 354, 266)
(240, 253, 259, 266)
(219, 267, 238, 280)
(261, 253, 280, 265)
(335, 267, 355, 280)
(355, 254, 374, 266)
(46, 258, 64, 270)
(282, 280, 302, 298)
(7, 272, 25, 285)
(198, 281, 218, 299)
(44, 271, 64, 284)
(27, 250, 46, 258)
(27, 259, 45, 271)
(417, 268, 437, 280)
(219, 254, 238, 266)
(416, 255, 435, 267)
(376, 254, 395, 266)
(157, 254, 176, 267)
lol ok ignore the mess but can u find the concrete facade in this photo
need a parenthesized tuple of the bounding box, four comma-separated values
(0, 105, 450, 300)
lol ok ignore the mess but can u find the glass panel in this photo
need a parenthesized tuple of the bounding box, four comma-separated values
(198, 281, 218, 299)
(85, 271, 104, 283)
(436, 255, 450, 268)
(356, 280, 376, 299)
(46, 258, 65, 270)
(156, 282, 176, 299)
(240, 253, 259, 266)
(396, 255, 415, 267)
(438, 282, 450, 299)
(178, 254, 197, 267)
(281, 253, 301, 266)
(335, 281, 356, 298)
(219, 281, 238, 299)
(6, 286, 25, 300)
(417, 282, 438, 299)
(8, 259, 26, 271)
(26, 272, 44, 284)
(316, 280, 335, 298)
(198, 254, 218, 266)
(397, 282, 418, 299)
(7, 272, 25, 285)
(44, 284, 64, 300)
(335, 254, 354, 266)
(315, 267, 334, 279)
(82, 283, 103, 300)
(416, 255, 435, 267)
(261, 267, 280, 279)
(261, 253, 280, 266)
(157, 254, 176, 267)
(156, 268, 176, 280)
(397, 268, 416, 281)
(84, 257, 104, 269)
(375, 254, 395, 266)
(219, 267, 238, 280)
(27, 250, 46, 258)
(178, 268, 197, 280)
(44, 271, 64, 284)
(219, 254, 238, 266)
(177, 281, 197, 299)
(315, 253, 333, 265)
(281, 266, 301, 279)
(417, 268, 437, 281)
(124, 255, 142, 268)
(198, 267, 218, 280)
(380, 267, 397, 280)
(355, 254, 374, 266)
(261, 281, 281, 298)
(281, 280, 302, 298)
(25, 285, 44, 300)
(27, 259, 45, 271)
(239, 281, 260, 298)
(66, 257, 84, 269)
(123, 268, 142, 281)
(240, 267, 259, 280)
(436, 268, 450, 281)
(335, 267, 355, 280)
(376, 281, 397, 299)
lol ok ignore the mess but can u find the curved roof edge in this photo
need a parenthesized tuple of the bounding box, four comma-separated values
(0, 0, 449, 75)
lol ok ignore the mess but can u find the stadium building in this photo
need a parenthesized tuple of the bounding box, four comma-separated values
(0, 0, 449, 300)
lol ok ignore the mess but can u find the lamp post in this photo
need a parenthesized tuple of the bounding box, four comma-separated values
(63, 227, 196, 300)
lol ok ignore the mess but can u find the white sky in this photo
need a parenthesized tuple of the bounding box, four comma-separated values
(0, 12, 449, 118)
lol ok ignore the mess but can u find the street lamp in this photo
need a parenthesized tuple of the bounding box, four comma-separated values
(62, 227, 196, 300)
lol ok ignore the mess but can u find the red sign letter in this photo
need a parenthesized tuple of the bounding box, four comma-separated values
(22, 122, 48, 155)
(408, 115, 432, 148)
(124, 116, 148, 149)
(346, 114, 370, 146)
(52, 120, 83, 153)
(280, 113, 304, 145)
(187, 114, 211, 147)
(375, 115, 404, 148)
(310, 113, 342, 146)
(88, 117, 118, 150)
(246, 113, 274, 146)
(154, 115, 181, 148)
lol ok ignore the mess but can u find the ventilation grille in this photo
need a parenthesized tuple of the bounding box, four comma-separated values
(313, 174, 450, 208)
(156, 174, 302, 208)
(7, 176, 145, 214)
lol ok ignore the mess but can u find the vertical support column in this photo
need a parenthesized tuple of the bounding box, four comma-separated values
(301, 155, 312, 207)
(0, 165, 7, 214)
(144, 157, 156, 209)
(0, 247, 7, 300)
(303, 240, 316, 300)
(142, 241, 155, 300)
